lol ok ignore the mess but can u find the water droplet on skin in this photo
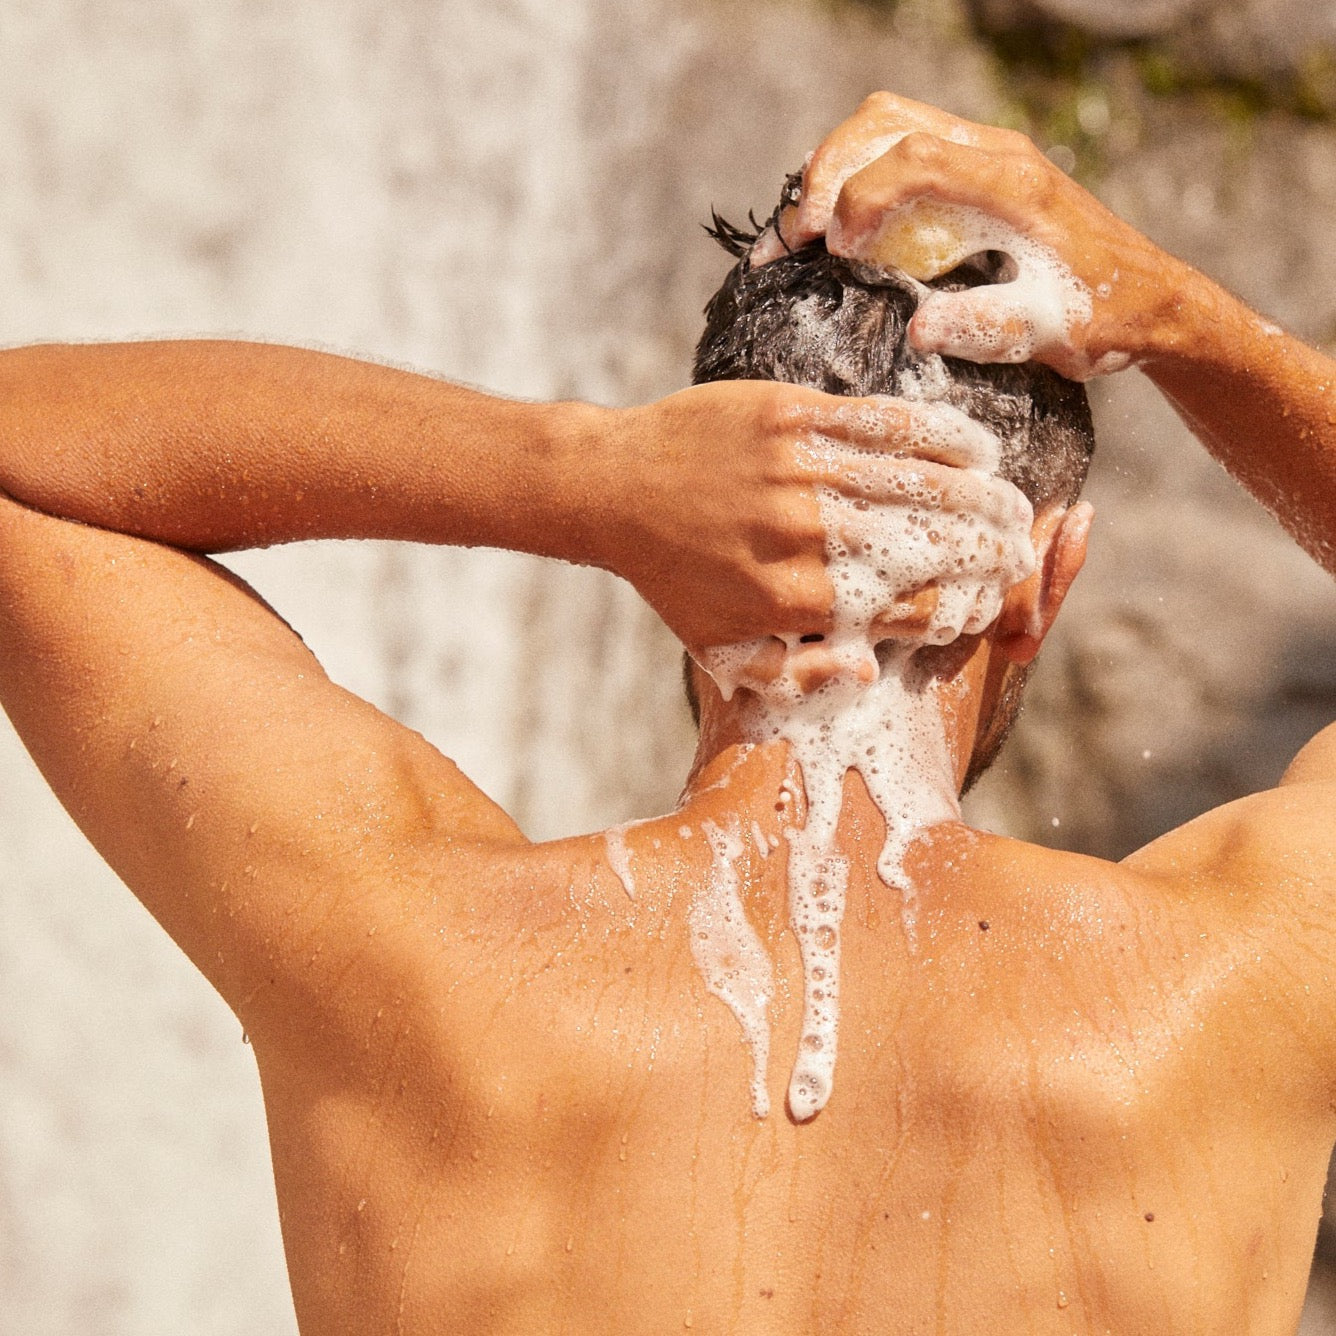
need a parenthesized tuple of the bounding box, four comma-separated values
(693, 402, 1030, 1119)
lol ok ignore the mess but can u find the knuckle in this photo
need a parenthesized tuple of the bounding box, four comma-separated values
(757, 382, 804, 436)
(1011, 157, 1054, 202)
(832, 187, 881, 235)
(860, 91, 898, 116)
(995, 125, 1036, 155)
(895, 131, 945, 169)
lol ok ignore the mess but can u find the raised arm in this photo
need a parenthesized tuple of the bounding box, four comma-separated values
(0, 338, 992, 1046)
(0, 339, 940, 649)
(754, 93, 1336, 576)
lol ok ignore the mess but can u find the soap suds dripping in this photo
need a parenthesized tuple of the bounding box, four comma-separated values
(603, 748, 755, 900)
(831, 199, 1131, 379)
(604, 821, 640, 899)
(696, 400, 1034, 1121)
(689, 820, 775, 1118)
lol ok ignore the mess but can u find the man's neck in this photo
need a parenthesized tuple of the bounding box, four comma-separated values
(685, 635, 994, 802)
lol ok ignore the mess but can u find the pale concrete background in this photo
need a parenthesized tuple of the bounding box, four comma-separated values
(1, 0, 1335, 1330)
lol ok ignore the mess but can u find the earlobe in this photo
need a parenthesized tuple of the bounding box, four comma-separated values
(995, 500, 1093, 665)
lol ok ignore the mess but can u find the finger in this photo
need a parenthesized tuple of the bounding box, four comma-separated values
(909, 285, 1067, 366)
(827, 135, 1050, 263)
(788, 94, 984, 250)
(793, 395, 1002, 471)
(870, 585, 940, 636)
(749, 222, 792, 267)
(789, 129, 907, 251)
(833, 395, 1004, 470)
(819, 457, 1032, 530)
(739, 636, 789, 685)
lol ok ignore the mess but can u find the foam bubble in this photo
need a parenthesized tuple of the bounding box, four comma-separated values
(695, 403, 1035, 1120)
(689, 820, 775, 1118)
(833, 200, 1131, 380)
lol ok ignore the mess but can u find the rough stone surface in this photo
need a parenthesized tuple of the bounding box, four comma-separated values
(1172, 0, 1336, 83)
(970, 0, 1206, 39)
(1, 0, 1334, 1331)
(971, 0, 1336, 83)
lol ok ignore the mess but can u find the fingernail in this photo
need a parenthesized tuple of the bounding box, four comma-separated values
(907, 311, 940, 352)
(750, 227, 784, 267)
(1070, 501, 1095, 539)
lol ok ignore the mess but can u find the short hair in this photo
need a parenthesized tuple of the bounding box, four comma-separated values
(693, 218, 1095, 513)
(683, 201, 1097, 785)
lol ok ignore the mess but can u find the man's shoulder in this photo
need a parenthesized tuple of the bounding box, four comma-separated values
(1121, 780, 1336, 896)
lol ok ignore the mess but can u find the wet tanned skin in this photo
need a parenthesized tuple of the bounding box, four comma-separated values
(257, 732, 1336, 1336)
(2, 98, 1336, 1333)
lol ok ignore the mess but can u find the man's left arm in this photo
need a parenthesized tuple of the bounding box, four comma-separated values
(0, 338, 964, 1046)
(0, 339, 935, 647)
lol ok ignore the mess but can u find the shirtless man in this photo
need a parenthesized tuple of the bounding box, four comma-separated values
(1, 92, 1334, 1334)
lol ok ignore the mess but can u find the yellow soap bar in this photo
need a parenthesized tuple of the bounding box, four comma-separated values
(860, 201, 977, 282)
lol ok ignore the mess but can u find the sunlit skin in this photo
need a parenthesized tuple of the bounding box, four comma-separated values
(2, 96, 1335, 1335)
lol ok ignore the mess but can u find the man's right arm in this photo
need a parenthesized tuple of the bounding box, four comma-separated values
(762, 95, 1336, 793)
(0, 338, 1021, 1043)
(760, 93, 1336, 579)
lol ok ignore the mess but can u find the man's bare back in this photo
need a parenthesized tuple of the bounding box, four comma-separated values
(257, 755, 1335, 1334)
(2, 95, 1336, 1335)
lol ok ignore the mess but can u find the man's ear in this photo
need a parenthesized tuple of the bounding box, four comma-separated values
(992, 500, 1093, 665)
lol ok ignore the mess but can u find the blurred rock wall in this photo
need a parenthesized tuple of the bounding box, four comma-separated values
(0, 0, 1333, 1331)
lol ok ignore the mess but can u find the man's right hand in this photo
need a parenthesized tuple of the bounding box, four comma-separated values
(592, 382, 1032, 654)
(752, 92, 1197, 381)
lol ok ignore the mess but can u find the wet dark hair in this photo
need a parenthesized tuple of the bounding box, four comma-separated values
(694, 214, 1095, 513)
(683, 197, 1096, 787)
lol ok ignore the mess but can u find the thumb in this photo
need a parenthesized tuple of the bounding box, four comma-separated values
(908, 286, 1062, 366)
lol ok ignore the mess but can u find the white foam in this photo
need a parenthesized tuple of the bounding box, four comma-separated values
(603, 821, 639, 899)
(750, 820, 770, 858)
(695, 402, 1035, 1120)
(832, 200, 1131, 380)
(689, 820, 775, 1118)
